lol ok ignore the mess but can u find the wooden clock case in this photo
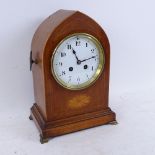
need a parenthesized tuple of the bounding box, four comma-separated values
(30, 9, 116, 143)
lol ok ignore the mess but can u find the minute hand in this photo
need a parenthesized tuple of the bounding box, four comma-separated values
(80, 56, 96, 62)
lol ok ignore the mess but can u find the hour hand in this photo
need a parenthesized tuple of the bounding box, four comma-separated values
(72, 48, 81, 64)
(72, 49, 79, 61)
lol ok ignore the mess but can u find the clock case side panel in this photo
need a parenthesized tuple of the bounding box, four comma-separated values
(43, 11, 115, 121)
(30, 10, 77, 121)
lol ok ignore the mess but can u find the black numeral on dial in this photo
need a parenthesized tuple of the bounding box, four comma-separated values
(91, 49, 95, 52)
(76, 41, 80, 46)
(62, 71, 66, 75)
(86, 74, 89, 79)
(59, 62, 63, 66)
(77, 77, 80, 84)
(67, 44, 71, 49)
(61, 52, 66, 57)
(68, 76, 72, 83)
(92, 66, 94, 71)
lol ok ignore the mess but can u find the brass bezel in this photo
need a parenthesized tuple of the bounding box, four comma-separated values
(51, 33, 105, 90)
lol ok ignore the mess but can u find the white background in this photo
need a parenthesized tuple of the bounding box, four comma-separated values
(0, 0, 155, 155)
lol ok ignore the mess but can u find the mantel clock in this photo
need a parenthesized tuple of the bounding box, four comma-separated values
(29, 9, 117, 143)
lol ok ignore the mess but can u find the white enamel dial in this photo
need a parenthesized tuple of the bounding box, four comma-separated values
(51, 33, 104, 90)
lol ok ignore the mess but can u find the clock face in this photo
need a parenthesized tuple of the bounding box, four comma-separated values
(51, 33, 104, 90)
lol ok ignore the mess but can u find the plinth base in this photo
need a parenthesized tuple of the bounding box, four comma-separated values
(30, 103, 116, 144)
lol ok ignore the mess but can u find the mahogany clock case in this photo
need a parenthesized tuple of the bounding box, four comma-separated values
(30, 9, 116, 143)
